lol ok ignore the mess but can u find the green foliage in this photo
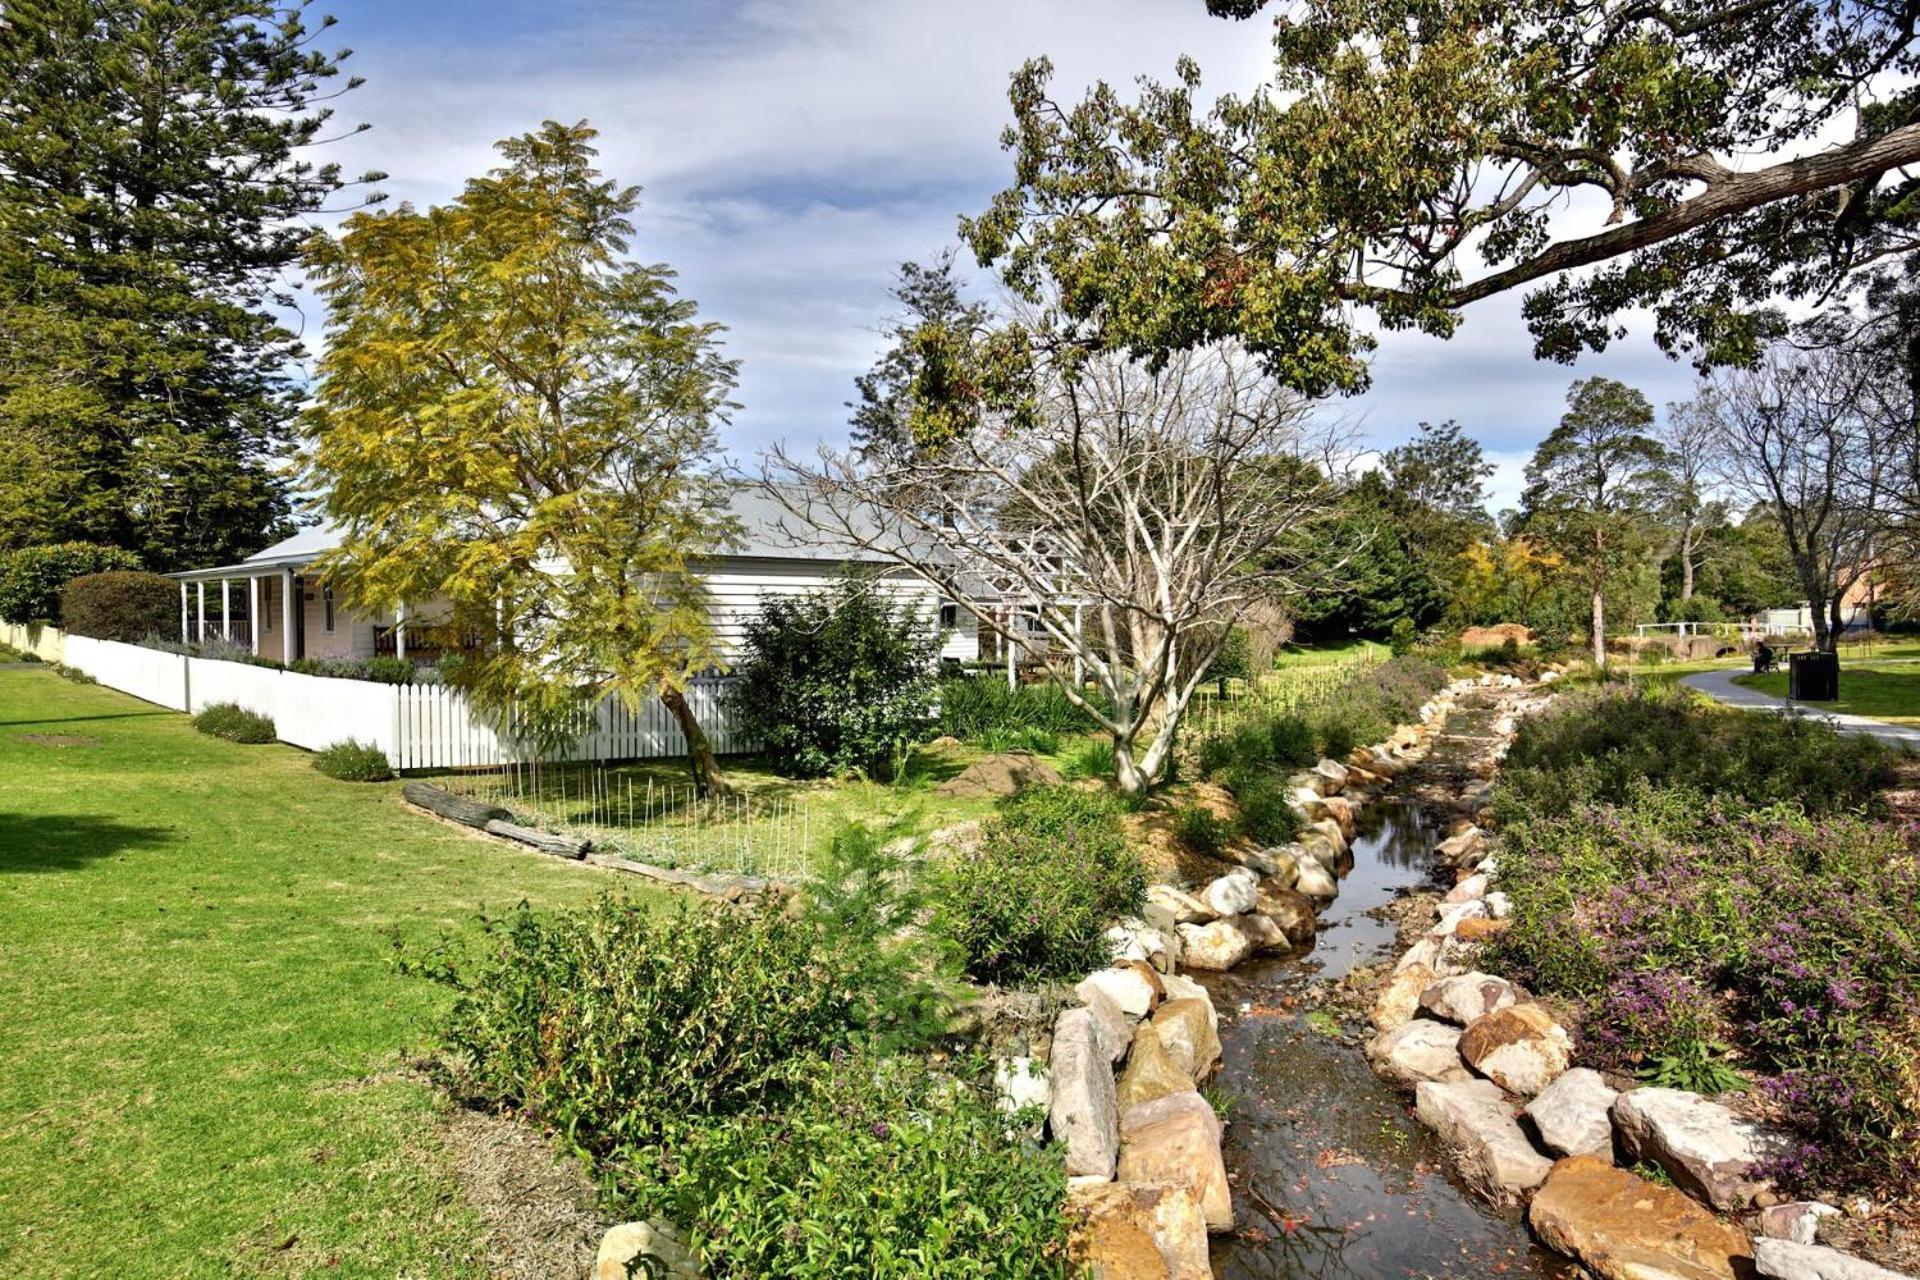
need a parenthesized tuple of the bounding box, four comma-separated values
(57, 571, 179, 642)
(300, 121, 739, 791)
(625, 1050, 1072, 1279)
(735, 579, 943, 779)
(929, 786, 1145, 984)
(191, 703, 275, 745)
(0, 543, 141, 624)
(1226, 769, 1302, 847)
(1642, 1039, 1749, 1096)
(1388, 616, 1418, 657)
(936, 675, 1096, 741)
(1059, 737, 1117, 780)
(1172, 803, 1231, 858)
(312, 740, 392, 782)
(0, 2, 350, 566)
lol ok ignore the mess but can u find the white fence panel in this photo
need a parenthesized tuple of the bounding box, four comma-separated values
(0, 621, 65, 663)
(394, 684, 516, 771)
(65, 635, 189, 710)
(185, 656, 284, 718)
(274, 670, 400, 757)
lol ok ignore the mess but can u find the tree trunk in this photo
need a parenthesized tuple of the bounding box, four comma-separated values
(1680, 527, 1697, 600)
(1112, 735, 1149, 798)
(660, 682, 729, 796)
(1591, 585, 1607, 668)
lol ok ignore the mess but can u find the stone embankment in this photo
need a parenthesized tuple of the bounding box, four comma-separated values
(1359, 676, 1912, 1280)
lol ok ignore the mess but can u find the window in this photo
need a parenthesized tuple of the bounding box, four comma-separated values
(323, 587, 335, 633)
(939, 603, 959, 629)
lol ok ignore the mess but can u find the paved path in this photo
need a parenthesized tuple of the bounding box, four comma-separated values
(1680, 668, 1920, 750)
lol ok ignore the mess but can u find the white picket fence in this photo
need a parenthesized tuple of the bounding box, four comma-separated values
(0, 622, 748, 769)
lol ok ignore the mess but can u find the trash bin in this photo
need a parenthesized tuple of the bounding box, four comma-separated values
(1789, 650, 1840, 701)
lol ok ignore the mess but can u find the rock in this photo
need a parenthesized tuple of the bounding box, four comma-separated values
(1107, 920, 1175, 973)
(1293, 858, 1338, 902)
(1395, 932, 1458, 976)
(1147, 884, 1214, 925)
(933, 750, 1064, 798)
(1310, 758, 1351, 794)
(1117, 1022, 1194, 1109)
(1082, 985, 1134, 1064)
(1485, 890, 1512, 919)
(1176, 919, 1255, 971)
(1753, 1239, 1913, 1279)
(1200, 872, 1258, 918)
(1319, 795, 1356, 839)
(1458, 1003, 1571, 1097)
(1371, 961, 1439, 1032)
(1756, 1202, 1841, 1246)
(1306, 818, 1348, 857)
(996, 1055, 1052, 1126)
(1260, 848, 1301, 891)
(1368, 1018, 1473, 1088)
(1066, 1181, 1211, 1280)
(1414, 1078, 1555, 1196)
(1158, 972, 1217, 1033)
(1454, 916, 1512, 942)
(1434, 899, 1490, 935)
(1118, 1090, 1233, 1232)
(594, 1220, 704, 1280)
(1523, 1067, 1619, 1159)
(1418, 972, 1524, 1026)
(1050, 1008, 1120, 1178)
(1253, 885, 1317, 946)
(1529, 1155, 1754, 1280)
(1152, 998, 1222, 1080)
(1436, 829, 1487, 864)
(1612, 1087, 1784, 1212)
(1443, 873, 1489, 904)
(1229, 910, 1290, 954)
(1077, 963, 1165, 1021)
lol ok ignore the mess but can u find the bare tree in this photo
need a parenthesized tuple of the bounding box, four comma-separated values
(1661, 394, 1729, 604)
(1707, 348, 1884, 652)
(762, 344, 1349, 796)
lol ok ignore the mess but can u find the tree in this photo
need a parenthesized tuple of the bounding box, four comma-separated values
(299, 121, 741, 793)
(1378, 419, 1495, 612)
(1704, 348, 1883, 652)
(849, 255, 998, 463)
(1660, 394, 1730, 603)
(1521, 379, 1670, 666)
(963, 1, 1920, 391)
(1288, 471, 1444, 640)
(0, 0, 379, 568)
(766, 342, 1347, 797)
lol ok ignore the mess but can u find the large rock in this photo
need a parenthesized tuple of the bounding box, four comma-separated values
(1293, 858, 1338, 902)
(1077, 963, 1165, 1021)
(1254, 885, 1318, 946)
(1147, 883, 1214, 925)
(1050, 1008, 1120, 1178)
(1310, 758, 1351, 794)
(996, 1055, 1052, 1127)
(1158, 973, 1217, 1035)
(1368, 1018, 1472, 1088)
(1227, 910, 1288, 954)
(1415, 1078, 1554, 1196)
(1118, 1090, 1233, 1232)
(1443, 872, 1489, 904)
(595, 1220, 704, 1280)
(1435, 828, 1487, 865)
(1371, 961, 1439, 1033)
(1176, 919, 1255, 971)
(1306, 818, 1348, 858)
(1612, 1087, 1784, 1212)
(933, 750, 1064, 798)
(1066, 1181, 1211, 1280)
(1434, 899, 1490, 936)
(1153, 998, 1222, 1080)
(1319, 794, 1357, 839)
(1418, 972, 1524, 1026)
(1458, 1003, 1572, 1097)
(1082, 985, 1134, 1064)
(1528, 1155, 1753, 1280)
(1200, 872, 1258, 918)
(1756, 1202, 1841, 1247)
(1395, 932, 1458, 977)
(1117, 1022, 1194, 1110)
(1523, 1067, 1619, 1159)
(1753, 1239, 1913, 1280)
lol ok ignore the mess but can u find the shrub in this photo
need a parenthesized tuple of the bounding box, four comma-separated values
(1172, 803, 1231, 857)
(59, 571, 181, 642)
(365, 656, 417, 684)
(735, 579, 942, 778)
(625, 1051, 1072, 1279)
(1059, 736, 1116, 780)
(1388, 615, 1418, 656)
(936, 675, 1097, 741)
(313, 739, 392, 781)
(191, 702, 276, 744)
(929, 786, 1145, 984)
(977, 724, 1060, 755)
(0, 542, 141, 624)
(1227, 768, 1303, 846)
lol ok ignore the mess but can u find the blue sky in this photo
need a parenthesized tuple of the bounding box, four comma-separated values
(310, 0, 1705, 511)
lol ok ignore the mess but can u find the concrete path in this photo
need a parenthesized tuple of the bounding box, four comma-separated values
(1680, 668, 1920, 750)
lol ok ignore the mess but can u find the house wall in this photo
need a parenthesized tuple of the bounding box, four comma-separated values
(699, 556, 978, 665)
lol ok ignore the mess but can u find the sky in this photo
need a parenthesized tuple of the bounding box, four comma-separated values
(309, 0, 1707, 512)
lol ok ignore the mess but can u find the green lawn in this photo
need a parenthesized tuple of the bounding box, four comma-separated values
(1735, 664, 1920, 727)
(0, 665, 670, 1279)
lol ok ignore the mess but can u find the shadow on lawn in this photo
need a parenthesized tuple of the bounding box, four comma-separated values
(0, 711, 171, 728)
(0, 813, 173, 872)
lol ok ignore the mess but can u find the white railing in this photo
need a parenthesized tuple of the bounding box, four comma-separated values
(4, 624, 749, 769)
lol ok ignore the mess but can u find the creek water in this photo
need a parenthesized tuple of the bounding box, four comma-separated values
(1199, 697, 1576, 1280)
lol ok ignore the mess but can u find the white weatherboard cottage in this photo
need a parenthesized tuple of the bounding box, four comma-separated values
(169, 486, 985, 667)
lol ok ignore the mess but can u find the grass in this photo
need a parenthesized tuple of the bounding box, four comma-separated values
(0, 666, 671, 1279)
(1735, 666, 1920, 727)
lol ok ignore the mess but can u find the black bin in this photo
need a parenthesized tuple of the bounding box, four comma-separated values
(1789, 650, 1840, 701)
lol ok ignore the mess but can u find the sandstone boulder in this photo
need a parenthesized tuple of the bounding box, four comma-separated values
(1310, 758, 1351, 794)
(1523, 1067, 1619, 1159)
(1158, 973, 1217, 1034)
(594, 1220, 704, 1280)
(1319, 795, 1357, 839)
(933, 751, 1064, 798)
(1454, 916, 1512, 942)
(1147, 884, 1214, 926)
(1050, 1008, 1120, 1178)
(1077, 963, 1164, 1021)
(1293, 858, 1338, 902)
(1370, 961, 1439, 1033)
(1443, 872, 1490, 904)
(1229, 910, 1290, 954)
(1082, 985, 1134, 1064)
(995, 1055, 1052, 1128)
(1152, 997, 1223, 1081)
(1418, 972, 1524, 1026)
(1528, 1155, 1754, 1280)
(1458, 1003, 1572, 1097)
(1395, 932, 1458, 976)
(1254, 885, 1318, 947)
(1752, 1239, 1912, 1280)
(1117, 1022, 1194, 1110)
(1434, 899, 1489, 936)
(1176, 919, 1255, 971)
(1366, 1018, 1472, 1088)
(1756, 1202, 1841, 1247)
(1118, 1090, 1233, 1232)
(1612, 1087, 1784, 1212)
(1414, 1078, 1555, 1197)
(1066, 1181, 1211, 1280)
(1200, 872, 1258, 918)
